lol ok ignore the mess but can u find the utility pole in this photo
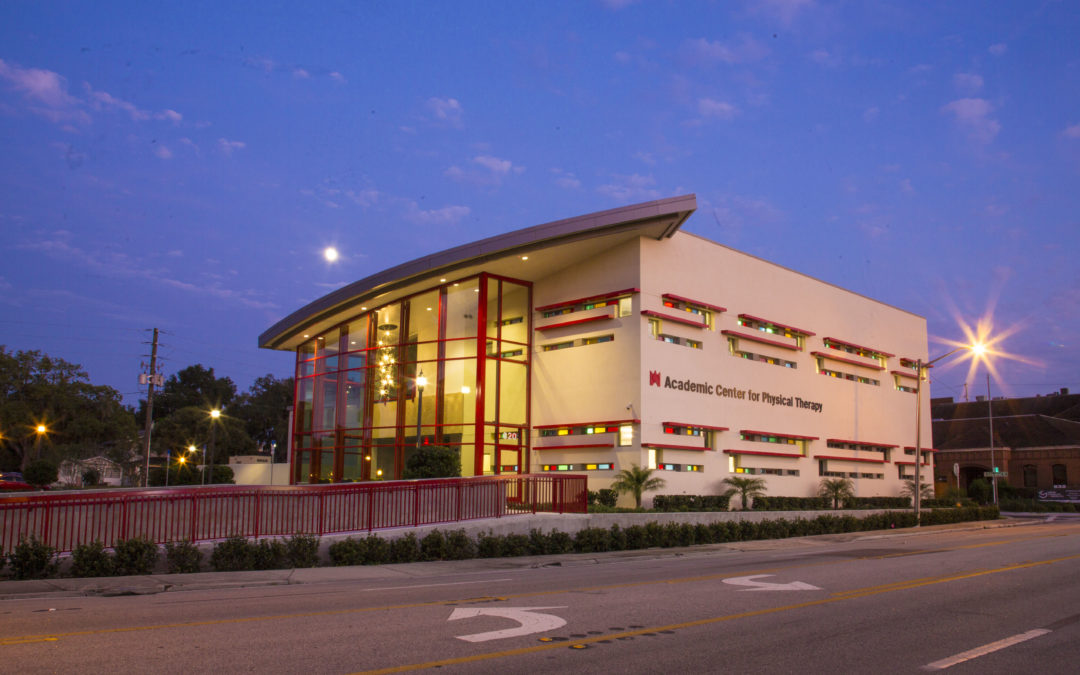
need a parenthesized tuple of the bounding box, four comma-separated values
(142, 328, 161, 488)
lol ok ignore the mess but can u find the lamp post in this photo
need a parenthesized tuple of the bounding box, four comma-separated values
(34, 424, 47, 461)
(415, 371, 427, 449)
(208, 408, 221, 484)
(914, 342, 986, 522)
(164, 449, 172, 487)
(987, 373, 998, 506)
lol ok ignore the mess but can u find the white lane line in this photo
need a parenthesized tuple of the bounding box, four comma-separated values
(922, 629, 1051, 670)
(360, 578, 513, 592)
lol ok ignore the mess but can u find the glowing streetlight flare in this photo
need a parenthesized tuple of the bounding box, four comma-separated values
(36, 425, 46, 434)
(323, 246, 339, 263)
(210, 409, 221, 419)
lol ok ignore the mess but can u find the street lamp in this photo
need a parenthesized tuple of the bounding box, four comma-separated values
(208, 408, 222, 485)
(33, 423, 48, 461)
(415, 371, 427, 449)
(913, 342, 985, 522)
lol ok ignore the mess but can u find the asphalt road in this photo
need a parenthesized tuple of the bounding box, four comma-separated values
(4, 520, 1080, 674)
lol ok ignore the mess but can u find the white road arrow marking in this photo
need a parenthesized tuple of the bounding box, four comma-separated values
(722, 574, 821, 591)
(448, 606, 568, 642)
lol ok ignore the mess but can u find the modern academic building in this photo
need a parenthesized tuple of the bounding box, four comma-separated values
(258, 195, 934, 503)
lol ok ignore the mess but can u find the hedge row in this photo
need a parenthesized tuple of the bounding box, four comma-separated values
(752, 496, 912, 510)
(1, 534, 320, 580)
(2, 506, 1000, 580)
(652, 494, 731, 511)
(329, 506, 999, 565)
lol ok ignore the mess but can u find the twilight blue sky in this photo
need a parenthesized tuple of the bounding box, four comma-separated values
(1, 0, 1077, 405)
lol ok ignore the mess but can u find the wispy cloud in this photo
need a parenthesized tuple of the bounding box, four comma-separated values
(153, 144, 173, 160)
(1062, 123, 1080, 139)
(953, 72, 984, 93)
(425, 97, 464, 127)
(445, 154, 524, 185)
(599, 0, 639, 9)
(218, 138, 246, 156)
(808, 49, 841, 67)
(16, 232, 276, 310)
(301, 185, 379, 209)
(752, 0, 815, 26)
(988, 43, 1007, 56)
(0, 59, 185, 129)
(698, 98, 738, 120)
(680, 35, 770, 67)
(597, 173, 660, 203)
(863, 106, 880, 122)
(402, 202, 470, 225)
(942, 98, 1000, 144)
(551, 168, 581, 190)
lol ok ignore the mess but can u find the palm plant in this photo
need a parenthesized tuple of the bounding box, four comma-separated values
(721, 475, 767, 510)
(901, 478, 932, 505)
(817, 477, 855, 509)
(610, 464, 666, 509)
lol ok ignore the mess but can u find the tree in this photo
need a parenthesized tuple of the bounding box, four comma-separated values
(902, 478, 933, 505)
(721, 475, 767, 510)
(23, 459, 58, 488)
(151, 406, 255, 478)
(139, 364, 237, 422)
(967, 478, 991, 504)
(81, 467, 101, 486)
(610, 464, 666, 509)
(0, 347, 138, 471)
(818, 477, 855, 509)
(402, 445, 461, 479)
(233, 374, 294, 462)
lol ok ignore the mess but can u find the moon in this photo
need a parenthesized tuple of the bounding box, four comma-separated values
(323, 247, 339, 262)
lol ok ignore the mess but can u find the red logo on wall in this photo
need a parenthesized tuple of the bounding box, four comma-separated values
(649, 370, 661, 386)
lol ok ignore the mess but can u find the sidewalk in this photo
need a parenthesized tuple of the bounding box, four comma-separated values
(0, 517, 1035, 601)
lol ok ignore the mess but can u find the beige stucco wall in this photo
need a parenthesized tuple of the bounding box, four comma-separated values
(529, 231, 929, 504)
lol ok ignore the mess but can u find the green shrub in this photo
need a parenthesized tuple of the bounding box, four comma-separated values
(252, 539, 287, 570)
(476, 533, 504, 558)
(653, 495, 732, 511)
(420, 530, 447, 561)
(624, 525, 648, 549)
(402, 446, 461, 479)
(113, 537, 159, 575)
(211, 535, 258, 572)
(968, 478, 992, 504)
(70, 540, 114, 578)
(573, 527, 612, 553)
(23, 460, 59, 489)
(329, 536, 390, 566)
(6, 535, 58, 580)
(527, 529, 551, 555)
(444, 530, 477, 560)
(164, 540, 203, 573)
(607, 524, 628, 551)
(502, 533, 530, 557)
(285, 534, 319, 568)
(547, 530, 574, 554)
(389, 533, 420, 563)
(588, 489, 618, 508)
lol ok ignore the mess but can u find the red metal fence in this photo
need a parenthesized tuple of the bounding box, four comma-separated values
(0, 474, 587, 554)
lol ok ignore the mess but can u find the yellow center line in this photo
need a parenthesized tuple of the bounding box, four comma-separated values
(355, 552, 1080, 674)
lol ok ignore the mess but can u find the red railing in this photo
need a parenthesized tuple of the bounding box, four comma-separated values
(0, 474, 587, 554)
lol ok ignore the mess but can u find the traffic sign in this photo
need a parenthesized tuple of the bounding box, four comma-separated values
(983, 471, 1008, 478)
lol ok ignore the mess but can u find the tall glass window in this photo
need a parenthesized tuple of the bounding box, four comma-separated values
(290, 273, 529, 483)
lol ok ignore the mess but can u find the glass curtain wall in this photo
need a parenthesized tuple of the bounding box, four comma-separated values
(291, 273, 530, 483)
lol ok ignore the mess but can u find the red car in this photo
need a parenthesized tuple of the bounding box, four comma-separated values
(0, 472, 35, 491)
